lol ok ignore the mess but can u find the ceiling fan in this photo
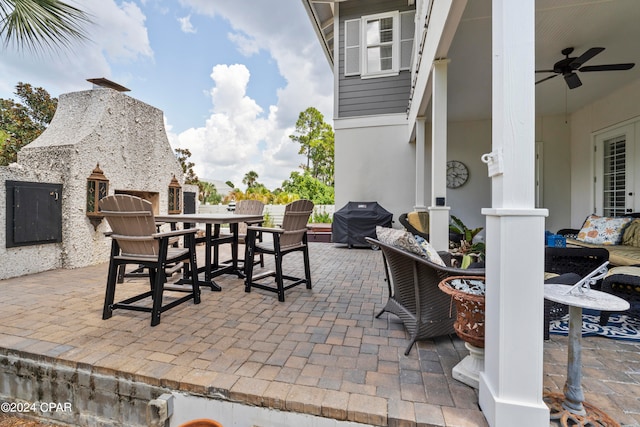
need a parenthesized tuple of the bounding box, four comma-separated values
(535, 47, 635, 89)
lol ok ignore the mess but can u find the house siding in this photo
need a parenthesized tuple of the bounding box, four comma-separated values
(338, 0, 414, 118)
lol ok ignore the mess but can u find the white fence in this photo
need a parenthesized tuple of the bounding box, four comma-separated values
(198, 204, 335, 226)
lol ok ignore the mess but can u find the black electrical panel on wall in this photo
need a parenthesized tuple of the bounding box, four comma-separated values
(183, 191, 196, 214)
(5, 181, 63, 248)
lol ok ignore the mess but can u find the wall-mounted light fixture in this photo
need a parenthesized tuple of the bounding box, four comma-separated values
(168, 175, 182, 214)
(86, 163, 109, 229)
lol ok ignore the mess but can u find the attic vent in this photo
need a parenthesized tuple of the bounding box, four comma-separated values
(86, 78, 130, 92)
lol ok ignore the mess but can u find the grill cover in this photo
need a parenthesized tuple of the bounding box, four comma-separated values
(332, 201, 393, 247)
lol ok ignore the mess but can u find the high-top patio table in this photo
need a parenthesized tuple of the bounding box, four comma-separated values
(155, 213, 263, 291)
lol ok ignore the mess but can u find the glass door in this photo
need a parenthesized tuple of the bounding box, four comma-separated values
(594, 124, 635, 216)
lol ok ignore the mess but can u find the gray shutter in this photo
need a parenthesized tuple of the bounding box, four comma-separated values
(400, 11, 415, 70)
(345, 19, 361, 76)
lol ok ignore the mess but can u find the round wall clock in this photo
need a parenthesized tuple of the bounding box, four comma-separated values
(446, 160, 469, 189)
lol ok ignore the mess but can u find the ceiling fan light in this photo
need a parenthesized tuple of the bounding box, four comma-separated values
(564, 72, 582, 89)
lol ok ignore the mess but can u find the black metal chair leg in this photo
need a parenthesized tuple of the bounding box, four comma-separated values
(103, 260, 119, 320)
(150, 264, 164, 326)
(303, 244, 312, 289)
(188, 236, 201, 304)
(244, 230, 256, 293)
(275, 258, 285, 302)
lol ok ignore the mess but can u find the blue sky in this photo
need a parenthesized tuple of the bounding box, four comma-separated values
(0, 0, 334, 190)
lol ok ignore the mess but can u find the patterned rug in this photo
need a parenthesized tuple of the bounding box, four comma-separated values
(549, 312, 640, 342)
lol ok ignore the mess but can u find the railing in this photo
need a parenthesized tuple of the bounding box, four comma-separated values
(198, 204, 335, 226)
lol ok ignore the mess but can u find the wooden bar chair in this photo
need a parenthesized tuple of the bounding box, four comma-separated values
(244, 199, 314, 301)
(100, 195, 200, 326)
(215, 199, 265, 268)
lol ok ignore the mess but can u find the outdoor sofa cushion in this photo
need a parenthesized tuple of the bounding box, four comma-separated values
(565, 215, 640, 266)
(565, 238, 640, 266)
(622, 219, 640, 247)
(576, 214, 632, 245)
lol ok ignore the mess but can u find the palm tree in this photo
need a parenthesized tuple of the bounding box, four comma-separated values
(0, 0, 91, 52)
(242, 170, 259, 189)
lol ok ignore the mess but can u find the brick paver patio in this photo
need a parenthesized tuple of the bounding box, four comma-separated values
(0, 242, 639, 426)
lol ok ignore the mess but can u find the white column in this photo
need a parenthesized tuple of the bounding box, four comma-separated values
(478, 1, 549, 426)
(414, 117, 427, 212)
(428, 59, 451, 251)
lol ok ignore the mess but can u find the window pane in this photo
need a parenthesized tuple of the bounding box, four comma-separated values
(367, 46, 393, 72)
(367, 17, 393, 45)
(380, 17, 393, 42)
(366, 20, 380, 44)
(367, 47, 381, 72)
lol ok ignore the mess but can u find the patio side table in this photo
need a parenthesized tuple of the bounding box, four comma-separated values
(544, 275, 629, 426)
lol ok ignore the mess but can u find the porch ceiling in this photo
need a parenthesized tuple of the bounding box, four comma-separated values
(450, 0, 640, 121)
(304, 0, 640, 121)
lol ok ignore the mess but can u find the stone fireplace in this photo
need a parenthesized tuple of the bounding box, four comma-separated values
(0, 81, 195, 280)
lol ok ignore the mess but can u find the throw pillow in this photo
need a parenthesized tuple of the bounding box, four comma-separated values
(376, 226, 406, 246)
(394, 232, 427, 257)
(376, 226, 430, 257)
(414, 235, 446, 266)
(576, 214, 631, 245)
(622, 219, 640, 247)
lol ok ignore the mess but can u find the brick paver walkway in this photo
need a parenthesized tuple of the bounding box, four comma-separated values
(0, 242, 639, 426)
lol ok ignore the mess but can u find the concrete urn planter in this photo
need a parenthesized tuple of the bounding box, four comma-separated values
(438, 275, 486, 389)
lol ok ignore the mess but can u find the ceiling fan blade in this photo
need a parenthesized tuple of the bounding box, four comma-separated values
(569, 47, 605, 69)
(535, 74, 558, 85)
(564, 72, 582, 89)
(535, 69, 555, 73)
(580, 63, 635, 72)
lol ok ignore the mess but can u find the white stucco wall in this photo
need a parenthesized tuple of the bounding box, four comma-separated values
(534, 114, 572, 233)
(570, 78, 640, 228)
(446, 120, 492, 237)
(0, 165, 64, 279)
(333, 114, 575, 234)
(1, 88, 183, 280)
(334, 114, 416, 224)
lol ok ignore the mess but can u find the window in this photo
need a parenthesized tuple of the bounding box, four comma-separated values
(365, 15, 394, 73)
(345, 10, 415, 78)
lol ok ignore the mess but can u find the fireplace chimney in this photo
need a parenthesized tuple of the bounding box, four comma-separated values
(86, 77, 130, 92)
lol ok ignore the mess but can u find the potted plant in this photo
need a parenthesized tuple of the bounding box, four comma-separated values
(449, 215, 485, 268)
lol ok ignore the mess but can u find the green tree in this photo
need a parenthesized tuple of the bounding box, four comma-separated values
(281, 171, 334, 205)
(197, 180, 222, 205)
(289, 107, 335, 186)
(0, 82, 57, 165)
(242, 170, 259, 189)
(174, 148, 198, 184)
(1, 0, 91, 53)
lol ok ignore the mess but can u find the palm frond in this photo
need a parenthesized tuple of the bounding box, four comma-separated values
(0, 0, 92, 53)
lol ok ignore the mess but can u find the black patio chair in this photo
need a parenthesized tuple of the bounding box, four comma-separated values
(366, 236, 485, 355)
(100, 194, 200, 326)
(244, 199, 314, 301)
(398, 212, 429, 240)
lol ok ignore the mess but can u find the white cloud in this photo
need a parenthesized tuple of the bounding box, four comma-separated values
(180, 0, 333, 122)
(178, 15, 197, 33)
(227, 32, 259, 57)
(171, 64, 301, 190)
(172, 0, 334, 188)
(0, 0, 152, 98)
(0, 0, 333, 192)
